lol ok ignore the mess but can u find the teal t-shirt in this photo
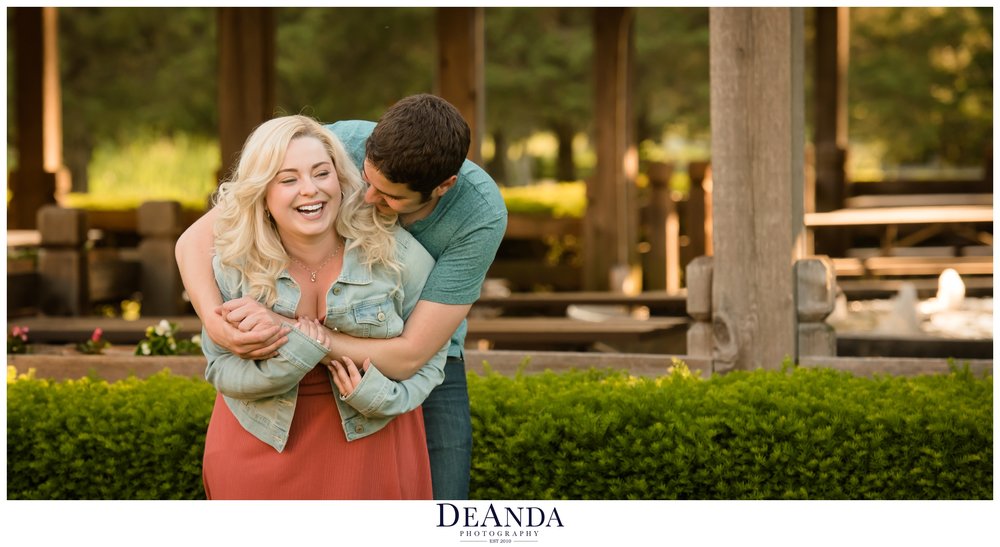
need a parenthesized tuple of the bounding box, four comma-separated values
(327, 120, 508, 358)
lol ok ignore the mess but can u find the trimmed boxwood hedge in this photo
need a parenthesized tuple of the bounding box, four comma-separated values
(6, 363, 992, 500)
(468, 362, 992, 499)
(7, 369, 215, 499)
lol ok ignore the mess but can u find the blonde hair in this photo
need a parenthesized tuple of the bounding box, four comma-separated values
(213, 115, 401, 306)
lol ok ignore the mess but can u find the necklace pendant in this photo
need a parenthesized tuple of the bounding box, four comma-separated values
(309, 272, 318, 282)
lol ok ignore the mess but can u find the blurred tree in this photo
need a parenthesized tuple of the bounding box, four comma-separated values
(485, 7, 592, 182)
(57, 7, 216, 190)
(633, 7, 711, 145)
(8, 6, 991, 196)
(849, 7, 992, 166)
(275, 7, 435, 123)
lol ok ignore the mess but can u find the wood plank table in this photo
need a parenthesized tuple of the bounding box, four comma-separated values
(806, 204, 993, 275)
(804, 205, 993, 227)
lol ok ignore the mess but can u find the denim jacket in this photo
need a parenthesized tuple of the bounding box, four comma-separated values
(202, 226, 447, 452)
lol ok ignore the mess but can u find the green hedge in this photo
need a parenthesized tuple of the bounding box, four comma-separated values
(6, 364, 993, 500)
(469, 364, 992, 499)
(7, 369, 215, 500)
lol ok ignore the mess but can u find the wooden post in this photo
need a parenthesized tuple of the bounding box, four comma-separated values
(436, 7, 485, 165)
(709, 8, 806, 371)
(645, 162, 679, 292)
(217, 7, 275, 182)
(686, 256, 714, 361)
(796, 256, 837, 357)
(811, 7, 850, 256)
(683, 161, 712, 268)
(137, 201, 188, 316)
(9, 7, 70, 229)
(37, 206, 89, 316)
(588, 7, 639, 292)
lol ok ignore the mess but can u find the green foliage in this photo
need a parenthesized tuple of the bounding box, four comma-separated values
(62, 132, 218, 211)
(7, 325, 30, 354)
(848, 7, 992, 166)
(485, 7, 592, 140)
(135, 320, 202, 356)
(468, 366, 993, 500)
(275, 7, 435, 122)
(500, 181, 586, 218)
(634, 7, 711, 143)
(76, 328, 112, 355)
(6, 370, 215, 499)
(57, 7, 217, 142)
(6, 364, 992, 500)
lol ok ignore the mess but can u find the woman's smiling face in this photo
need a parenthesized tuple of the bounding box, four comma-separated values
(265, 136, 342, 240)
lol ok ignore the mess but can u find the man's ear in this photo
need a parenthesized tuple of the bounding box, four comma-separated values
(434, 175, 458, 197)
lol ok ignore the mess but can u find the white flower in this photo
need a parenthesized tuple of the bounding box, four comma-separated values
(155, 320, 171, 337)
(140, 342, 151, 356)
(191, 335, 202, 346)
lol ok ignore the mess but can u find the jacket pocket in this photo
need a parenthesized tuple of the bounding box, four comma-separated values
(350, 296, 393, 339)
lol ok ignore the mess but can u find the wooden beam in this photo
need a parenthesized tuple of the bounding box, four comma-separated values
(709, 8, 806, 371)
(811, 7, 851, 256)
(9, 7, 69, 229)
(436, 7, 485, 165)
(588, 7, 639, 291)
(217, 7, 276, 182)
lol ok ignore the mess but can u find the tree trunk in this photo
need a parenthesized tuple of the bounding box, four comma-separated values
(553, 122, 576, 182)
(487, 130, 507, 184)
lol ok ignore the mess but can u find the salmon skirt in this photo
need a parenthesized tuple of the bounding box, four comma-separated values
(202, 366, 433, 500)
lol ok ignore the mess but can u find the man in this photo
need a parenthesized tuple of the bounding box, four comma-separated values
(175, 94, 508, 499)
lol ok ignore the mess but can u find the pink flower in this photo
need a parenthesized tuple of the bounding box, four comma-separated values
(12, 326, 29, 341)
(91, 328, 104, 343)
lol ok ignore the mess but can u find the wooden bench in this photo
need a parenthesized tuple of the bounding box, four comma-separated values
(474, 290, 688, 316)
(844, 193, 992, 209)
(465, 316, 688, 352)
(14, 314, 689, 352)
(830, 255, 993, 277)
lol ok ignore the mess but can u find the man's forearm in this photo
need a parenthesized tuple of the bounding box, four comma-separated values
(175, 207, 221, 322)
(327, 300, 470, 381)
(326, 332, 430, 380)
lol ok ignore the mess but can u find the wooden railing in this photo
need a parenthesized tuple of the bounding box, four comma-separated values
(6, 201, 195, 318)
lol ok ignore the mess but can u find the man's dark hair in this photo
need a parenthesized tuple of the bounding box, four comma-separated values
(366, 94, 471, 199)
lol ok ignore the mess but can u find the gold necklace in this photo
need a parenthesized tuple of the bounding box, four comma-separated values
(288, 241, 341, 283)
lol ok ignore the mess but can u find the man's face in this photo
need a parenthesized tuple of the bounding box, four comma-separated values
(361, 159, 434, 218)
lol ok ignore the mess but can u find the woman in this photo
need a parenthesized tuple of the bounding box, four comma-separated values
(200, 115, 447, 499)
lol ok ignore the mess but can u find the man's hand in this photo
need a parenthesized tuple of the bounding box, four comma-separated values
(209, 297, 290, 359)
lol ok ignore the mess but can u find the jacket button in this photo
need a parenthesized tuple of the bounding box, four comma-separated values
(377, 311, 386, 321)
(354, 424, 365, 433)
(333, 287, 342, 295)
